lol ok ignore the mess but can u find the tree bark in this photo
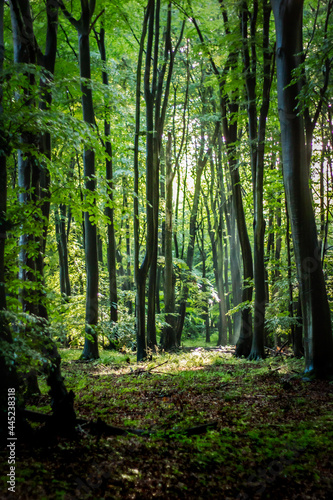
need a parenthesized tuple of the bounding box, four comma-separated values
(272, 0, 333, 378)
(134, 2, 150, 361)
(161, 132, 177, 350)
(59, 0, 99, 359)
(95, 22, 118, 324)
(55, 204, 71, 297)
(0, 0, 7, 321)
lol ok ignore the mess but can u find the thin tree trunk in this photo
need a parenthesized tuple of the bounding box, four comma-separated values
(55, 204, 71, 297)
(59, 0, 99, 359)
(134, 3, 151, 361)
(95, 22, 118, 323)
(161, 132, 177, 350)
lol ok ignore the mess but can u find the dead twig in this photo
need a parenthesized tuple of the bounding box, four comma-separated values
(128, 360, 169, 376)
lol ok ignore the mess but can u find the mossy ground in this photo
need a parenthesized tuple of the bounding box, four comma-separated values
(1, 346, 333, 499)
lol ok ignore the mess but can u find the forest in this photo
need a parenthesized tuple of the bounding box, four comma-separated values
(0, 0, 333, 498)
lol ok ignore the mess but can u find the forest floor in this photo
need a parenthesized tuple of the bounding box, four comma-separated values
(1, 345, 333, 499)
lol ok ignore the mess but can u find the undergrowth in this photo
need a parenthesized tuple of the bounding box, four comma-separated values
(1, 349, 332, 499)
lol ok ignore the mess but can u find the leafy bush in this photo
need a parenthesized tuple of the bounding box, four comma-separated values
(101, 314, 136, 351)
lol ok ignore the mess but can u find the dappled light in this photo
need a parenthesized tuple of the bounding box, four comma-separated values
(1, 0, 333, 498)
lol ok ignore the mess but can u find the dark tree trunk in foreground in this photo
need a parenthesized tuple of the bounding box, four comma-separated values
(0, 0, 7, 329)
(7, 0, 76, 432)
(59, 0, 99, 359)
(272, 0, 333, 378)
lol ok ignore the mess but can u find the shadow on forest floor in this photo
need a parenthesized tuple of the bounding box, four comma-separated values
(1, 348, 333, 499)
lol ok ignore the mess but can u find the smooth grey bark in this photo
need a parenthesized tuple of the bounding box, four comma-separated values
(59, 0, 99, 359)
(203, 141, 228, 346)
(203, 186, 227, 346)
(197, 216, 210, 343)
(229, 146, 253, 357)
(161, 78, 188, 350)
(145, 0, 160, 353)
(215, 133, 230, 345)
(225, 198, 242, 344)
(272, 0, 333, 378)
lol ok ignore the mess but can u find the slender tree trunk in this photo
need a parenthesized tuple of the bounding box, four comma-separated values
(161, 132, 177, 350)
(225, 199, 242, 344)
(203, 192, 227, 346)
(79, 29, 99, 359)
(272, 0, 333, 378)
(134, 3, 150, 361)
(230, 153, 253, 357)
(55, 205, 71, 297)
(95, 23, 118, 323)
(59, 1, 99, 359)
(241, 0, 272, 360)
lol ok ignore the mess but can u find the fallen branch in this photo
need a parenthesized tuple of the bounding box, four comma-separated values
(128, 360, 169, 376)
(268, 365, 285, 373)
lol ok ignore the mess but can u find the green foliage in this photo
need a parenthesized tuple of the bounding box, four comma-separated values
(102, 314, 136, 351)
(0, 311, 56, 376)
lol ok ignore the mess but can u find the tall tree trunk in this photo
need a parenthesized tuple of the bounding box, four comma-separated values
(9, 0, 76, 431)
(135, 1, 183, 359)
(272, 0, 333, 378)
(59, 0, 99, 359)
(241, 0, 273, 360)
(95, 22, 118, 323)
(161, 132, 177, 350)
(134, 3, 150, 361)
(0, 0, 6, 321)
(230, 152, 253, 357)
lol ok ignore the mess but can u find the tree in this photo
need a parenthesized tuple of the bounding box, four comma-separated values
(0, 0, 7, 327)
(271, 0, 333, 378)
(135, 0, 184, 360)
(94, 18, 118, 325)
(241, 0, 274, 360)
(59, 0, 99, 359)
(1, 0, 76, 434)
